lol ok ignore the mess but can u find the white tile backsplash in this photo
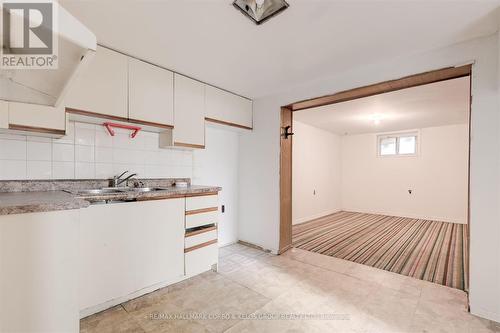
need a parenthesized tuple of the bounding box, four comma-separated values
(27, 161, 52, 179)
(75, 123, 95, 146)
(95, 163, 113, 178)
(95, 146, 113, 163)
(0, 160, 26, 180)
(75, 162, 95, 179)
(0, 139, 26, 160)
(52, 143, 75, 162)
(0, 121, 194, 180)
(27, 141, 52, 161)
(52, 161, 75, 179)
(75, 145, 95, 163)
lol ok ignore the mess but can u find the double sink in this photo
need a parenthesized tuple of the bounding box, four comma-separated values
(77, 187, 168, 195)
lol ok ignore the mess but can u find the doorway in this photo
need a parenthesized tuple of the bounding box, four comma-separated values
(279, 65, 472, 290)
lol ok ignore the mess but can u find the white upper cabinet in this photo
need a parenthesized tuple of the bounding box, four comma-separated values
(65, 46, 128, 118)
(172, 74, 205, 148)
(205, 85, 252, 129)
(128, 58, 174, 127)
(0, 101, 7, 129)
(8, 102, 65, 133)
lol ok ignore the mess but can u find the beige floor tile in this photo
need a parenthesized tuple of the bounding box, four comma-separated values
(80, 305, 144, 333)
(283, 247, 355, 274)
(80, 244, 495, 333)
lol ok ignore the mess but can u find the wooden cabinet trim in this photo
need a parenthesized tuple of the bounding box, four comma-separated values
(184, 239, 217, 253)
(185, 226, 217, 238)
(185, 207, 218, 216)
(128, 118, 173, 129)
(8, 124, 66, 136)
(205, 117, 252, 130)
(66, 108, 174, 129)
(66, 108, 128, 122)
(174, 142, 205, 149)
(135, 191, 219, 201)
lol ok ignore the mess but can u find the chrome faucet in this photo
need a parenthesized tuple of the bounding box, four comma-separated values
(111, 171, 138, 187)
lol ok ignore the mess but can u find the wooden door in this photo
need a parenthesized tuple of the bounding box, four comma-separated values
(279, 107, 293, 253)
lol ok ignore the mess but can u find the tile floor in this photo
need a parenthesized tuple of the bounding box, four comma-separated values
(80, 244, 500, 333)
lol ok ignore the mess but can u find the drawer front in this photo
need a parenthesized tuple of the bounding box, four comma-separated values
(185, 242, 218, 277)
(185, 228, 217, 249)
(186, 195, 218, 211)
(185, 211, 218, 229)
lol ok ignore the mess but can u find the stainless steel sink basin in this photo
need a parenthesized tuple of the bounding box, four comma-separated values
(128, 187, 167, 192)
(77, 188, 129, 195)
(75, 187, 168, 196)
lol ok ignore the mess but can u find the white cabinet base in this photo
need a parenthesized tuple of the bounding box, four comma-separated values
(0, 210, 79, 333)
(185, 243, 218, 277)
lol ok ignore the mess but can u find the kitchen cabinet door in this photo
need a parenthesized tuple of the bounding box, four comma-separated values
(79, 198, 185, 313)
(0, 210, 79, 333)
(172, 74, 205, 148)
(205, 85, 252, 129)
(128, 58, 174, 127)
(8, 101, 66, 133)
(65, 46, 128, 119)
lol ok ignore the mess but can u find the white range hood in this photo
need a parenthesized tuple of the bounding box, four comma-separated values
(0, 2, 96, 106)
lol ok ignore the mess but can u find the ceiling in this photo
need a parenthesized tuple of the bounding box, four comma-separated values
(59, 0, 500, 99)
(293, 76, 470, 135)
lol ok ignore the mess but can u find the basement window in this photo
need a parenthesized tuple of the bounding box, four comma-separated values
(378, 132, 418, 156)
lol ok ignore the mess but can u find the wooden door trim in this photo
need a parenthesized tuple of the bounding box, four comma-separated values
(279, 64, 472, 255)
(286, 64, 472, 111)
(279, 106, 293, 253)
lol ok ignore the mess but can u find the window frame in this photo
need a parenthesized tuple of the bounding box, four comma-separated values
(377, 130, 419, 157)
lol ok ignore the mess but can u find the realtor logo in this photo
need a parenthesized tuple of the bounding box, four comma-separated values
(1, 0, 58, 69)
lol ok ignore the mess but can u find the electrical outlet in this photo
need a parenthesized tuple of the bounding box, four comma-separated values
(221, 205, 225, 213)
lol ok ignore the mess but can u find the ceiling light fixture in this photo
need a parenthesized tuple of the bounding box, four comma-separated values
(233, 0, 289, 25)
(370, 113, 384, 125)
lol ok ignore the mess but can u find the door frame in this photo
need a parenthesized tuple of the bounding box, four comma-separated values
(278, 64, 472, 255)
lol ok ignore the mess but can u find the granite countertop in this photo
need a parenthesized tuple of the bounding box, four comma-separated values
(0, 191, 90, 215)
(0, 185, 222, 216)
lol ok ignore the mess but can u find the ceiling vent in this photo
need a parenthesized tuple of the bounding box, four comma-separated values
(233, 0, 289, 25)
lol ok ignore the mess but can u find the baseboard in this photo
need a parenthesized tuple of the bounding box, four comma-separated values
(237, 240, 276, 254)
(218, 240, 238, 248)
(470, 305, 500, 324)
(341, 208, 467, 224)
(293, 209, 341, 225)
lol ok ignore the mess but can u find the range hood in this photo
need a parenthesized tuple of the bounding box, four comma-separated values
(0, 2, 96, 106)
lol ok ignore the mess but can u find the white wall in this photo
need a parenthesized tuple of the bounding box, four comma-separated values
(238, 34, 500, 321)
(341, 124, 469, 224)
(193, 125, 240, 246)
(292, 120, 342, 224)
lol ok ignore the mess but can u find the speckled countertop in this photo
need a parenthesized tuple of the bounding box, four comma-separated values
(0, 191, 90, 215)
(0, 179, 221, 216)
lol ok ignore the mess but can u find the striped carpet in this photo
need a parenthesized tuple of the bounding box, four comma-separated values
(292, 211, 468, 290)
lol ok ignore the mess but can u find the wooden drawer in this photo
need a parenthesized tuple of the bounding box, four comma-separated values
(186, 194, 218, 211)
(185, 211, 218, 229)
(185, 227, 217, 249)
(185, 242, 218, 277)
